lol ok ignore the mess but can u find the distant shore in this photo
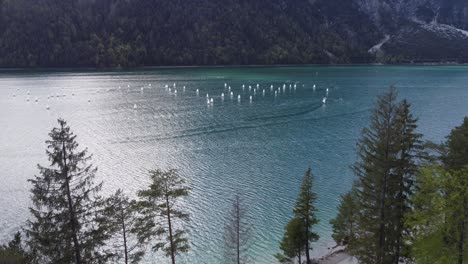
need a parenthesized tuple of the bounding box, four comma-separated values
(1, 62, 468, 72)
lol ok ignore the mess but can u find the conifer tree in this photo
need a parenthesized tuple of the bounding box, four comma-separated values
(25, 119, 109, 264)
(104, 189, 147, 264)
(345, 88, 422, 263)
(275, 217, 306, 264)
(223, 195, 252, 264)
(136, 169, 190, 264)
(293, 168, 319, 264)
(330, 185, 359, 247)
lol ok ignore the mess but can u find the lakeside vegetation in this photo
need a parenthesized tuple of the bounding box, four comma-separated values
(0, 88, 467, 264)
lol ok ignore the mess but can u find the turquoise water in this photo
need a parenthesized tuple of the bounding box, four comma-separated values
(1, 66, 468, 263)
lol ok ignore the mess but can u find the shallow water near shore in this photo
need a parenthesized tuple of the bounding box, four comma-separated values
(1, 65, 468, 263)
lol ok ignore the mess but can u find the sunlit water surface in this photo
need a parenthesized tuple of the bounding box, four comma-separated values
(1, 66, 468, 263)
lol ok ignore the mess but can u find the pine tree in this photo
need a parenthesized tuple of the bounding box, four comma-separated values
(443, 117, 468, 170)
(136, 169, 190, 264)
(25, 119, 109, 264)
(104, 189, 147, 264)
(330, 184, 359, 247)
(351, 88, 422, 263)
(0, 232, 28, 263)
(223, 195, 252, 264)
(292, 168, 319, 264)
(390, 99, 423, 262)
(275, 217, 306, 264)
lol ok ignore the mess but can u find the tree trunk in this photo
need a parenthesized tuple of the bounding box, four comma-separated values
(458, 196, 466, 264)
(62, 137, 82, 264)
(166, 191, 176, 264)
(121, 207, 128, 264)
(236, 198, 240, 264)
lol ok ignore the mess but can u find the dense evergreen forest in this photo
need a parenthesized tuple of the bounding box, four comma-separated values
(0, 0, 382, 67)
(0, 88, 467, 264)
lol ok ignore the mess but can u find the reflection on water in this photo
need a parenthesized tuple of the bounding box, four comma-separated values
(1, 66, 468, 263)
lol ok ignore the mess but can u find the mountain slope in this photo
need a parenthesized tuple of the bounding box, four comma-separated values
(0, 0, 466, 68)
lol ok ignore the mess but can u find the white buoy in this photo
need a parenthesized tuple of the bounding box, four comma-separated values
(254, 89, 257, 95)
(183, 86, 186, 92)
(173, 83, 176, 88)
(169, 88, 172, 92)
(257, 84, 259, 88)
(275, 91, 278, 96)
(196, 89, 199, 95)
(228, 86, 231, 92)
(174, 89, 177, 94)
(249, 85, 252, 91)
(230, 91, 234, 98)
(149, 83, 152, 87)
(313, 84, 316, 91)
(237, 95, 241, 102)
(134, 104, 137, 109)
(242, 84, 245, 89)
(165, 84, 169, 89)
(141, 87, 144, 91)
(221, 93, 225, 98)
(210, 98, 214, 103)
(206, 93, 209, 98)
(249, 95, 253, 102)
(207, 98, 210, 104)
(270, 85, 274, 90)
(128, 84, 130, 88)
(224, 83, 227, 88)
(263, 89, 265, 96)
(326, 88, 329, 96)
(322, 97, 327, 104)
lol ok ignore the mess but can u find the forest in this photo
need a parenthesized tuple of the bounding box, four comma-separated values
(0, 88, 466, 264)
(0, 0, 379, 68)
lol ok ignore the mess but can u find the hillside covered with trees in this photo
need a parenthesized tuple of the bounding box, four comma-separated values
(1, 0, 468, 68)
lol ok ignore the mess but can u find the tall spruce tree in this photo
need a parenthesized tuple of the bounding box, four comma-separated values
(104, 189, 147, 264)
(330, 184, 359, 246)
(25, 119, 109, 264)
(293, 168, 319, 264)
(275, 217, 306, 264)
(347, 88, 422, 264)
(136, 169, 190, 264)
(223, 195, 252, 264)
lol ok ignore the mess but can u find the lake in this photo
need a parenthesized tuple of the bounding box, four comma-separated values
(1, 65, 467, 263)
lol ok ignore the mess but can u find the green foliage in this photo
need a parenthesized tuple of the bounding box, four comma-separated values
(330, 185, 359, 246)
(344, 88, 423, 263)
(0, 232, 27, 264)
(275, 217, 306, 264)
(443, 117, 468, 170)
(136, 169, 190, 264)
(277, 168, 319, 264)
(406, 166, 468, 264)
(25, 119, 109, 264)
(0, 0, 378, 68)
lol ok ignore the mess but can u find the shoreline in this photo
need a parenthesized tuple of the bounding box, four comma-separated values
(314, 245, 358, 264)
(1, 62, 468, 72)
